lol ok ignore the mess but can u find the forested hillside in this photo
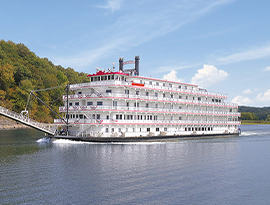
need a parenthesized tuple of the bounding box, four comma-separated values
(239, 106, 270, 121)
(0, 40, 89, 122)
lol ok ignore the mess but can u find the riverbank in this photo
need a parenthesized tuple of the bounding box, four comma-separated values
(241, 120, 270, 125)
(0, 116, 28, 130)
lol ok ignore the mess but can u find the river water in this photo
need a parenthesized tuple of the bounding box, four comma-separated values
(1, 125, 270, 204)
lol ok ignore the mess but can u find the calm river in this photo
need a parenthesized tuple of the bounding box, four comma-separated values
(1, 125, 270, 204)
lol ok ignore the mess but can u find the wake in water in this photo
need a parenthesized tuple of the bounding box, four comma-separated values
(241, 131, 270, 136)
(36, 138, 51, 143)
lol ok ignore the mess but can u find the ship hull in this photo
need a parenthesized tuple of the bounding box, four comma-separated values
(48, 133, 239, 143)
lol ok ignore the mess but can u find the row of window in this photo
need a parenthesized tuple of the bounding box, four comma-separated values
(104, 126, 214, 133)
(90, 75, 126, 82)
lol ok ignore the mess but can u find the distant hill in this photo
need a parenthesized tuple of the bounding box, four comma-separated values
(0, 40, 89, 122)
(239, 106, 270, 120)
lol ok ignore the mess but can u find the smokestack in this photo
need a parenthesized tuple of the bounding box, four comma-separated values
(119, 57, 124, 72)
(135, 56, 140, 76)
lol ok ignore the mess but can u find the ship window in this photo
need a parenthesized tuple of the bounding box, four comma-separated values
(169, 83, 172, 88)
(75, 102, 79, 106)
(185, 127, 187, 131)
(69, 102, 72, 106)
(178, 85, 181, 89)
(118, 128, 121, 132)
(186, 96, 188, 100)
(106, 90, 112, 93)
(155, 93, 158, 97)
(79, 114, 83, 119)
(155, 104, 158, 108)
(146, 91, 149, 96)
(193, 97, 195, 100)
(146, 103, 149, 108)
(92, 114, 95, 119)
(149, 81, 152, 85)
(184, 86, 187, 89)
(98, 76, 101, 81)
(87, 102, 93, 105)
(198, 97, 201, 101)
(164, 127, 167, 131)
(78, 92, 82, 94)
(179, 96, 182, 99)
(106, 115, 109, 119)
(108, 75, 110, 80)
(171, 94, 173, 98)
(219, 99, 221, 103)
(116, 115, 119, 120)
(163, 93, 165, 97)
(212, 99, 215, 102)
(188, 127, 191, 131)
(97, 114, 100, 119)
(126, 102, 129, 107)
(97, 101, 103, 106)
(101, 76, 104, 80)
(111, 75, 114, 80)
(136, 91, 139, 95)
(156, 128, 159, 131)
(147, 128, 150, 132)
(105, 128, 109, 132)
(156, 82, 159, 86)
(125, 90, 129, 94)
(179, 117, 182, 120)
(112, 128, 114, 132)
(113, 101, 117, 106)
(163, 83, 165, 87)
(91, 77, 94, 82)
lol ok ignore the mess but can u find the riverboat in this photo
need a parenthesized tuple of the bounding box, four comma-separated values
(52, 56, 241, 142)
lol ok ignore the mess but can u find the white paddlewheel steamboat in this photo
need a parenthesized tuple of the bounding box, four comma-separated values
(53, 56, 241, 142)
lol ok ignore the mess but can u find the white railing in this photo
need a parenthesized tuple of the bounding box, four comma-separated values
(59, 105, 241, 117)
(0, 106, 57, 135)
(62, 92, 237, 108)
(68, 80, 228, 99)
(54, 118, 241, 126)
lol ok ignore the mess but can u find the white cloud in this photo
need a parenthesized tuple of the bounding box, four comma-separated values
(243, 89, 252, 94)
(231, 95, 253, 105)
(256, 89, 270, 103)
(264, 66, 270, 71)
(163, 70, 183, 82)
(97, 0, 122, 12)
(191, 65, 228, 88)
(217, 44, 270, 64)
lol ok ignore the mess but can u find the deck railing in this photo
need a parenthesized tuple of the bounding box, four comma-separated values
(0, 106, 57, 135)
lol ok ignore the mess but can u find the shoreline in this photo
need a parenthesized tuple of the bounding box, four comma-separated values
(0, 116, 29, 130)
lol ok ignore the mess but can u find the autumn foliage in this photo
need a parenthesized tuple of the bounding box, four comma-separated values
(0, 40, 88, 122)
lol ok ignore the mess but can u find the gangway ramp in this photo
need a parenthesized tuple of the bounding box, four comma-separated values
(0, 106, 56, 135)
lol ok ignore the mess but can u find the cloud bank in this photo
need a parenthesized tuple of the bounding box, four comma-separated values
(162, 70, 183, 82)
(191, 64, 228, 88)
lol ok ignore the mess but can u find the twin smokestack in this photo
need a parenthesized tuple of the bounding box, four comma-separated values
(119, 56, 140, 76)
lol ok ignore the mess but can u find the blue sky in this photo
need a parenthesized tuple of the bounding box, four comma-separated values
(1, 0, 270, 107)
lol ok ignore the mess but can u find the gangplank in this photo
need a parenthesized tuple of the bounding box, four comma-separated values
(0, 106, 56, 135)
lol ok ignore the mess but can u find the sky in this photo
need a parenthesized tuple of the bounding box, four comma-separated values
(1, 0, 270, 107)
